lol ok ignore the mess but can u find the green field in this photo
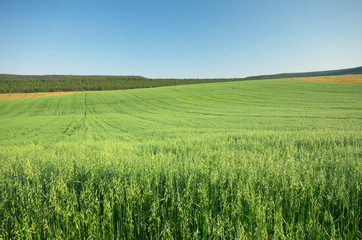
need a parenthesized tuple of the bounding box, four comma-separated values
(0, 80, 361, 239)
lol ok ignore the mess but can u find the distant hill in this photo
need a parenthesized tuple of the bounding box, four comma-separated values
(1, 66, 361, 93)
(245, 66, 362, 80)
(0, 74, 244, 93)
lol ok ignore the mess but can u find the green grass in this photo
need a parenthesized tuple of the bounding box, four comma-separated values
(0, 80, 361, 239)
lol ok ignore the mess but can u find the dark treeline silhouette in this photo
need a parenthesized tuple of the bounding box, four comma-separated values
(244, 66, 362, 80)
(0, 75, 244, 93)
(1, 66, 361, 93)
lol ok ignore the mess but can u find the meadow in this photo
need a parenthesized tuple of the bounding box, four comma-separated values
(0, 80, 361, 239)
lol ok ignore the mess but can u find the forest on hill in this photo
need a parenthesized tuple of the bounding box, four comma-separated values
(245, 66, 362, 80)
(0, 75, 243, 93)
(1, 66, 361, 93)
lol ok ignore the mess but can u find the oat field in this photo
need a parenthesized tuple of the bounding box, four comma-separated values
(0, 80, 361, 239)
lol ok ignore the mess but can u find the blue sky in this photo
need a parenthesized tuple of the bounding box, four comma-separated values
(1, 0, 362, 78)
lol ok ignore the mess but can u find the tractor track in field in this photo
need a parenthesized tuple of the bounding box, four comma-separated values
(61, 94, 88, 136)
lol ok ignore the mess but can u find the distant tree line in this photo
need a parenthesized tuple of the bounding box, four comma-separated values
(0, 75, 245, 93)
(244, 66, 362, 80)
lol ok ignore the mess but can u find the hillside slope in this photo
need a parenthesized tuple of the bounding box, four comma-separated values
(2, 66, 361, 93)
(246, 66, 362, 79)
(1, 80, 361, 239)
(0, 74, 243, 93)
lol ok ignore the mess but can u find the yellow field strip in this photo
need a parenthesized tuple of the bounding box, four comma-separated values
(276, 74, 362, 83)
(0, 91, 92, 100)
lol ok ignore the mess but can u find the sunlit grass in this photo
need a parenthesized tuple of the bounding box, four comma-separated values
(0, 80, 361, 239)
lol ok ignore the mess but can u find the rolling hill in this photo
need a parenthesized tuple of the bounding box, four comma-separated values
(1, 66, 361, 94)
(1, 80, 361, 239)
(245, 66, 362, 79)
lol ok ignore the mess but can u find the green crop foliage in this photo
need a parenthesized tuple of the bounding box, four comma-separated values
(0, 80, 361, 239)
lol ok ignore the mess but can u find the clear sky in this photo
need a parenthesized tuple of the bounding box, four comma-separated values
(1, 0, 362, 78)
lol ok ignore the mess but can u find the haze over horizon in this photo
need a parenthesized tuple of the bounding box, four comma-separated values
(1, 0, 362, 78)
